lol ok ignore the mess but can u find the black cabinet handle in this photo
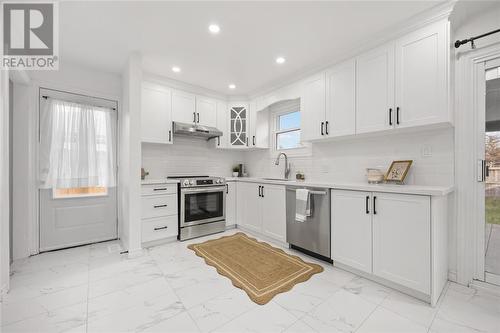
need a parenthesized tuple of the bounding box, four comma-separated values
(389, 108, 393, 126)
(246, 137, 249, 146)
(168, 130, 172, 142)
(253, 136, 256, 146)
(258, 185, 262, 197)
(193, 112, 196, 123)
(153, 204, 168, 208)
(325, 121, 329, 135)
(154, 226, 168, 231)
(226, 184, 228, 194)
(217, 136, 220, 146)
(373, 196, 377, 215)
(153, 188, 167, 191)
(396, 107, 400, 125)
(261, 186, 264, 198)
(366, 196, 370, 214)
(197, 112, 200, 123)
(320, 122, 324, 135)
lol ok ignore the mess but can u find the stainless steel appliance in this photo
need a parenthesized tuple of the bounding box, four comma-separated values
(173, 122, 223, 140)
(286, 186, 331, 262)
(168, 176, 226, 240)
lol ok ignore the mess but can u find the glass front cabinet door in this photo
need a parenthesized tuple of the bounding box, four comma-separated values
(229, 104, 249, 148)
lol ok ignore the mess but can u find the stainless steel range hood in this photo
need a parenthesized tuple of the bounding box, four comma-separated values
(173, 122, 223, 140)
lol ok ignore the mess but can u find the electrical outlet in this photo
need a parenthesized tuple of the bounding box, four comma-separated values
(421, 144, 432, 157)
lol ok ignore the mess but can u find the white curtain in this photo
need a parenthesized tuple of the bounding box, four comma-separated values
(40, 98, 116, 189)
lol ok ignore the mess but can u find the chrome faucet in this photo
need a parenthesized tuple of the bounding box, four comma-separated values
(275, 152, 291, 179)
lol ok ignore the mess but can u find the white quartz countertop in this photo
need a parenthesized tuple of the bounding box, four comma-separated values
(141, 178, 179, 185)
(226, 177, 454, 196)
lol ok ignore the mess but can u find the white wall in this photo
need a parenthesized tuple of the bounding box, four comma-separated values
(1, 69, 11, 295)
(11, 61, 121, 259)
(119, 53, 142, 255)
(142, 138, 245, 178)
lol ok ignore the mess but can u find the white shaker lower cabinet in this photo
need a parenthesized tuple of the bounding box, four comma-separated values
(331, 189, 447, 306)
(261, 185, 286, 243)
(225, 182, 237, 227)
(372, 193, 430, 294)
(331, 190, 372, 274)
(236, 182, 286, 243)
(141, 183, 178, 244)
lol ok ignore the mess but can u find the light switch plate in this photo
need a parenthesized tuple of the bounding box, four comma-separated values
(421, 144, 432, 157)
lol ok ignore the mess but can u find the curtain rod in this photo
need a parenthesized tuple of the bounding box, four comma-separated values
(41, 95, 117, 111)
(455, 28, 500, 49)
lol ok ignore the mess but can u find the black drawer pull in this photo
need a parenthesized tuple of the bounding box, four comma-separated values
(153, 188, 167, 191)
(154, 226, 168, 231)
(366, 196, 370, 214)
(396, 107, 400, 125)
(373, 196, 377, 215)
(389, 108, 393, 126)
(153, 204, 168, 208)
(320, 122, 324, 135)
(325, 121, 329, 135)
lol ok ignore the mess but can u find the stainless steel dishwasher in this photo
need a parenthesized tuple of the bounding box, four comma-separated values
(286, 186, 331, 262)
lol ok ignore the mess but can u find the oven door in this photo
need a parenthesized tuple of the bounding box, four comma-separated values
(180, 186, 226, 227)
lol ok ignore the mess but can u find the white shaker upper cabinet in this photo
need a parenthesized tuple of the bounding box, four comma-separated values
(356, 43, 395, 134)
(331, 190, 372, 273)
(394, 20, 448, 129)
(325, 60, 356, 137)
(372, 192, 431, 294)
(215, 100, 228, 149)
(196, 97, 217, 127)
(141, 83, 172, 144)
(171, 90, 196, 124)
(301, 73, 326, 141)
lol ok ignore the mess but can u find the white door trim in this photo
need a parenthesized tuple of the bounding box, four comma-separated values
(455, 42, 500, 286)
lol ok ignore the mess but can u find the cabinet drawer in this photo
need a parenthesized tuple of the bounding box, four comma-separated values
(141, 184, 177, 196)
(141, 195, 177, 219)
(142, 216, 178, 242)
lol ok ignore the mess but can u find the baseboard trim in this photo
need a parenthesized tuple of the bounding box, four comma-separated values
(448, 270, 457, 283)
(470, 279, 500, 297)
(141, 236, 177, 249)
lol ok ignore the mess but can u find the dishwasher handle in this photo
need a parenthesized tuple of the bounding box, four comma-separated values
(286, 188, 328, 195)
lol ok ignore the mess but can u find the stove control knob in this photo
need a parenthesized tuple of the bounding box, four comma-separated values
(189, 180, 195, 185)
(183, 180, 190, 187)
(216, 179, 221, 184)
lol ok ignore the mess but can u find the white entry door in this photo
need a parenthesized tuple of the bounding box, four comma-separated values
(39, 89, 118, 252)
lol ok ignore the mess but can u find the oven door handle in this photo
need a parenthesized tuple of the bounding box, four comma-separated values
(181, 186, 226, 194)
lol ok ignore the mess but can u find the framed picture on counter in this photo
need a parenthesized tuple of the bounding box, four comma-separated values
(385, 160, 413, 184)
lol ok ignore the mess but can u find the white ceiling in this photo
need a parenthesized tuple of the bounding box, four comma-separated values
(59, 1, 443, 96)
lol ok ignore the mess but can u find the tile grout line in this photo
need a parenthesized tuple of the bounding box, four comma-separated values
(426, 281, 451, 333)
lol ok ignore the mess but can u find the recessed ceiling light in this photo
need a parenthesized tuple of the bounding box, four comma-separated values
(228, 84, 236, 90)
(172, 66, 181, 73)
(275, 57, 286, 64)
(208, 24, 220, 34)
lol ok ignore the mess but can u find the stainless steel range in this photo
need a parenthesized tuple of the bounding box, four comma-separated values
(168, 176, 226, 241)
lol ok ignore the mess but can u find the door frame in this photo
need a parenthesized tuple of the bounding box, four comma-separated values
(475, 56, 500, 282)
(455, 42, 500, 286)
(26, 83, 121, 255)
(37, 87, 119, 252)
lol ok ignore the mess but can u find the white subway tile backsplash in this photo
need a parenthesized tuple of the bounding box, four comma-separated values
(142, 128, 454, 187)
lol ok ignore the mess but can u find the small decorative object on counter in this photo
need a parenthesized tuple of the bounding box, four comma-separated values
(296, 171, 305, 181)
(232, 165, 240, 177)
(384, 160, 413, 184)
(141, 168, 149, 180)
(366, 168, 384, 184)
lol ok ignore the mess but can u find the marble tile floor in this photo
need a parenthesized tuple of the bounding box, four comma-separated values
(1, 229, 500, 333)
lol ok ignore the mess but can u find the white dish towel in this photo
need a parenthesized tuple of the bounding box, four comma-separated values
(295, 189, 311, 222)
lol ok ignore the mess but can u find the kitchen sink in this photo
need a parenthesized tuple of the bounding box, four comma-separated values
(262, 178, 291, 181)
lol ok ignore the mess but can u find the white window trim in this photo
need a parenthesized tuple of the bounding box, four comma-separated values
(269, 99, 312, 157)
